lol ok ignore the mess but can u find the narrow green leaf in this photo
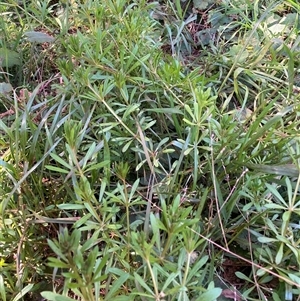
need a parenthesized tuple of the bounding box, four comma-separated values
(246, 163, 299, 177)
(105, 273, 130, 300)
(256, 268, 266, 277)
(133, 272, 153, 294)
(65, 143, 79, 165)
(57, 204, 85, 210)
(106, 295, 132, 301)
(122, 139, 133, 152)
(45, 165, 69, 173)
(0, 159, 16, 174)
(258, 237, 277, 243)
(50, 153, 72, 169)
(47, 240, 67, 261)
(147, 107, 183, 114)
(265, 183, 287, 206)
(123, 103, 140, 119)
(0, 274, 6, 301)
(272, 292, 282, 301)
(129, 178, 140, 200)
(264, 204, 286, 210)
(288, 273, 300, 285)
(47, 257, 70, 269)
(0, 119, 10, 135)
(195, 288, 222, 301)
(12, 284, 34, 301)
(187, 255, 209, 283)
(235, 272, 252, 282)
(275, 243, 284, 265)
(82, 142, 96, 168)
(84, 202, 101, 222)
(93, 255, 109, 278)
(84, 160, 110, 172)
(282, 211, 291, 222)
(285, 177, 293, 207)
(154, 217, 167, 231)
(40, 292, 75, 301)
(242, 114, 281, 150)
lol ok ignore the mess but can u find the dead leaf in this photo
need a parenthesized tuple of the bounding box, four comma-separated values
(222, 289, 242, 301)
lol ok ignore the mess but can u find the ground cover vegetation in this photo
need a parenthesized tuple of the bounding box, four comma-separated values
(0, 0, 300, 300)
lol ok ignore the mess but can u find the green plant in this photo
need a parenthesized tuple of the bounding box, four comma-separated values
(1, 0, 300, 300)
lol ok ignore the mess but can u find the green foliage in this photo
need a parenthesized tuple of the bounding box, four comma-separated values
(1, 0, 300, 300)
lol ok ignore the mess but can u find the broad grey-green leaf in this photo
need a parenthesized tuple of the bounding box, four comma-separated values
(235, 107, 253, 122)
(268, 23, 286, 34)
(24, 31, 55, 43)
(280, 13, 299, 27)
(209, 11, 231, 28)
(0, 48, 21, 67)
(195, 287, 222, 301)
(40, 292, 75, 301)
(0, 82, 13, 94)
(193, 0, 214, 10)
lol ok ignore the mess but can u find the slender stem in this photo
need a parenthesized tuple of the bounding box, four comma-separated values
(123, 179, 131, 270)
(161, 232, 173, 259)
(146, 259, 159, 299)
(182, 251, 191, 287)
